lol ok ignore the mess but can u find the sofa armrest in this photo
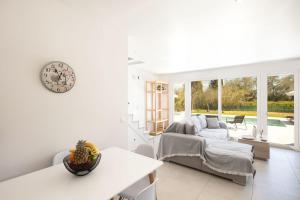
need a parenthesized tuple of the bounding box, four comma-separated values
(157, 132, 205, 160)
(218, 121, 228, 129)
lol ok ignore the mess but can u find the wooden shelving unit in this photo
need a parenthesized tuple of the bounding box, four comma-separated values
(146, 81, 169, 136)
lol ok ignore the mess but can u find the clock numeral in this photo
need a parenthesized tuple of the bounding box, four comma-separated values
(58, 63, 63, 67)
(57, 88, 60, 92)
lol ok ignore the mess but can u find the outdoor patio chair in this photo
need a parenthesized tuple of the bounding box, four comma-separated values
(286, 115, 294, 122)
(226, 115, 247, 129)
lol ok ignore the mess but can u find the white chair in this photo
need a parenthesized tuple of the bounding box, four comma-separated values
(120, 179, 158, 200)
(135, 144, 155, 159)
(52, 150, 69, 165)
(119, 144, 157, 200)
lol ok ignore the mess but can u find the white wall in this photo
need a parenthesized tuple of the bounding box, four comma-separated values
(127, 65, 158, 150)
(128, 65, 159, 125)
(160, 58, 300, 148)
(0, 0, 128, 181)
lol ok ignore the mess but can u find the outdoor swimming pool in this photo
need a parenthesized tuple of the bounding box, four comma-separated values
(176, 113, 292, 127)
(221, 117, 290, 127)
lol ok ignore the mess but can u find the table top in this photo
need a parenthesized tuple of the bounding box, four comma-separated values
(238, 137, 269, 144)
(0, 147, 163, 200)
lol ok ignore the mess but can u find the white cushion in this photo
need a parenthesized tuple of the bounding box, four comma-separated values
(191, 116, 202, 132)
(197, 115, 207, 129)
(198, 128, 228, 140)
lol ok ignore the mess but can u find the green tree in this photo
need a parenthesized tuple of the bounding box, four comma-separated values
(191, 81, 204, 110)
(191, 80, 218, 112)
(268, 75, 294, 101)
(174, 86, 185, 112)
(222, 77, 257, 111)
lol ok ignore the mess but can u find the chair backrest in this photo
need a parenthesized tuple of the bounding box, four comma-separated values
(134, 144, 155, 159)
(205, 115, 219, 120)
(52, 150, 69, 166)
(123, 145, 156, 200)
(234, 115, 245, 123)
(135, 179, 158, 200)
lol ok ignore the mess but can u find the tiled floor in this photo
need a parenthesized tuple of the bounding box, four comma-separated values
(156, 148, 300, 200)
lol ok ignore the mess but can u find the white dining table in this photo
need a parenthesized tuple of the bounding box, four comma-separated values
(0, 147, 163, 200)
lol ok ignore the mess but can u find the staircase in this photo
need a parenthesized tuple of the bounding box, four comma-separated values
(128, 113, 155, 151)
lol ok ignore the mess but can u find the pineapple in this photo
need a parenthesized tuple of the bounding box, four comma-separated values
(74, 140, 89, 165)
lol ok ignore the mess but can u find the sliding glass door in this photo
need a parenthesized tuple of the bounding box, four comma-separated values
(221, 77, 257, 137)
(171, 73, 298, 147)
(173, 83, 185, 122)
(191, 80, 218, 116)
(267, 74, 295, 146)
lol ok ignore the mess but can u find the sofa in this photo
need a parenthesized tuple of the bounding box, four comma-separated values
(159, 117, 256, 186)
(163, 154, 253, 186)
(184, 115, 229, 140)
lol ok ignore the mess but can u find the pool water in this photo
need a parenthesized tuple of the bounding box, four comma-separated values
(221, 117, 287, 127)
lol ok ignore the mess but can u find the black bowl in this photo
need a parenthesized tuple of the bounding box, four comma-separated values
(63, 154, 101, 176)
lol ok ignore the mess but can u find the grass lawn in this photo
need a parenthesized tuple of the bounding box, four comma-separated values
(192, 110, 218, 115)
(192, 109, 293, 118)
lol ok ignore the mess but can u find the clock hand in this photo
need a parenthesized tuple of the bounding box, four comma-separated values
(57, 72, 62, 82)
(65, 75, 68, 85)
(62, 73, 67, 85)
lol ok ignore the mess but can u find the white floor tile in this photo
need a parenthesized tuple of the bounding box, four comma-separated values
(157, 147, 300, 200)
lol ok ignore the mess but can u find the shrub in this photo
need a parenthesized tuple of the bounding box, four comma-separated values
(268, 101, 294, 113)
(222, 101, 293, 113)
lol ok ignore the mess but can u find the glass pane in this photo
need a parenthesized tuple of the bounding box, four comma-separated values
(173, 83, 185, 121)
(267, 74, 294, 145)
(221, 77, 257, 138)
(191, 80, 218, 116)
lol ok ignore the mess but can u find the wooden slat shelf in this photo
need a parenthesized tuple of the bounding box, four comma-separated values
(146, 80, 169, 135)
(147, 119, 168, 123)
(146, 91, 168, 94)
(150, 132, 163, 136)
(153, 81, 168, 84)
(146, 109, 164, 111)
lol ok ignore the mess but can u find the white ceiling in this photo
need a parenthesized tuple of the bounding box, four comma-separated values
(128, 0, 300, 74)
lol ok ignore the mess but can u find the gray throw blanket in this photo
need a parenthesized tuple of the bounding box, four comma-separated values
(157, 133, 255, 176)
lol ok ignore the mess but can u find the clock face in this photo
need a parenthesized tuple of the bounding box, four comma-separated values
(41, 61, 76, 93)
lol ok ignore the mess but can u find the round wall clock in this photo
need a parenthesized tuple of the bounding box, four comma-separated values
(41, 61, 76, 93)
